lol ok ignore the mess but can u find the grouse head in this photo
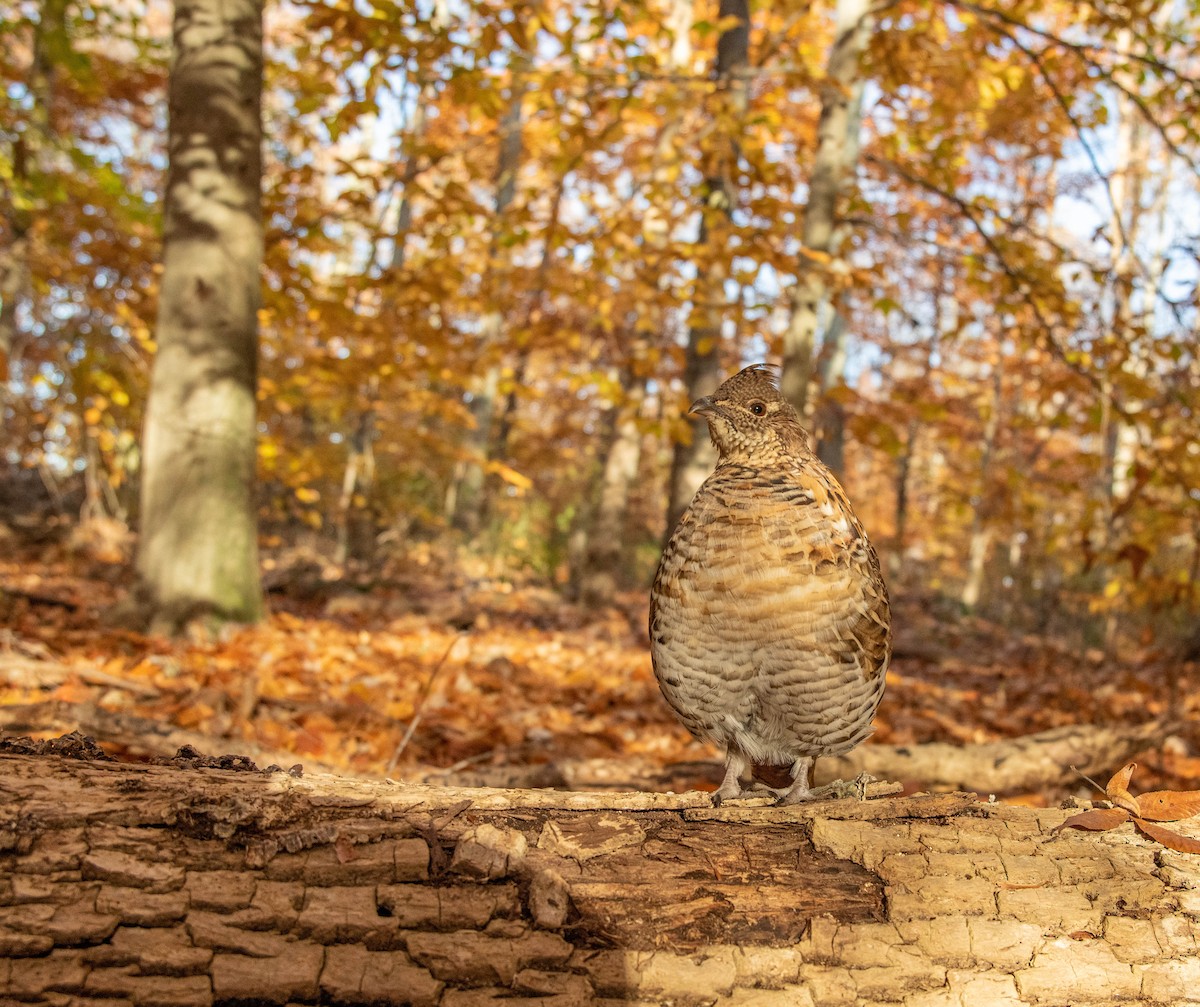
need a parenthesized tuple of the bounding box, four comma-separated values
(689, 363, 812, 463)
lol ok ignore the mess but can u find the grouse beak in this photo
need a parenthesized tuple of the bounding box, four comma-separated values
(689, 395, 717, 417)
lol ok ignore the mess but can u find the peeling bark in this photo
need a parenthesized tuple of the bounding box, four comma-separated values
(1, 750, 1198, 1006)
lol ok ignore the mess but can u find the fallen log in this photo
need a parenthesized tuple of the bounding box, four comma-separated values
(820, 719, 1175, 794)
(1, 746, 1199, 1006)
(423, 721, 1173, 797)
(0, 700, 341, 773)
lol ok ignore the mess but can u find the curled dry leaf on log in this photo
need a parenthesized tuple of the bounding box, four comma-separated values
(1138, 789, 1200, 822)
(1056, 762, 1200, 855)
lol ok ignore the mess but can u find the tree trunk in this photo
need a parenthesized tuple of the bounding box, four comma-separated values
(386, 85, 431, 276)
(451, 69, 528, 535)
(1096, 18, 1161, 652)
(487, 173, 568, 500)
(2, 749, 1198, 1006)
(663, 0, 750, 535)
(0, 231, 27, 400)
(781, 0, 872, 420)
(334, 404, 377, 567)
(135, 0, 264, 636)
(892, 286, 946, 577)
(961, 352, 1003, 612)
(1, 0, 65, 414)
(814, 313, 849, 476)
(579, 384, 644, 605)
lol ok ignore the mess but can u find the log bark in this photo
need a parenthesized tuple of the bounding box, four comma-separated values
(2, 749, 1199, 1006)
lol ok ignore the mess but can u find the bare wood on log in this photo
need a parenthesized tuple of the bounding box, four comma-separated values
(2, 750, 1200, 1005)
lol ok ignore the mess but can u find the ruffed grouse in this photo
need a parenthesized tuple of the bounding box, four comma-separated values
(650, 364, 890, 805)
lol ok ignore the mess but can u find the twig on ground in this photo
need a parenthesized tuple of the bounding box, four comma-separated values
(386, 633, 464, 776)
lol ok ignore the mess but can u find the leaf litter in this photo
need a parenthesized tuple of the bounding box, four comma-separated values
(1, 548, 1199, 812)
(1056, 763, 1200, 854)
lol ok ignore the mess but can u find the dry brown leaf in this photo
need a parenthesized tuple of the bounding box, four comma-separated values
(1134, 790, 1200, 822)
(1106, 762, 1141, 816)
(1054, 807, 1131, 832)
(1132, 818, 1200, 855)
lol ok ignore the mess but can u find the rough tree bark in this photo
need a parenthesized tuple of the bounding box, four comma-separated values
(2, 748, 1198, 1006)
(135, 0, 265, 635)
(961, 344, 1003, 612)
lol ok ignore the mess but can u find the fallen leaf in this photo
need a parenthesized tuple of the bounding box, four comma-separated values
(1054, 808, 1130, 832)
(1106, 762, 1141, 816)
(1134, 790, 1200, 822)
(1132, 818, 1200, 855)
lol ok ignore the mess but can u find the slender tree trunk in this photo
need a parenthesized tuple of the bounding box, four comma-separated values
(961, 355, 1002, 612)
(1, 0, 65, 415)
(0, 230, 27, 400)
(893, 284, 946, 576)
(451, 69, 528, 535)
(892, 424, 915, 577)
(486, 173, 568, 502)
(664, 328, 724, 533)
(663, 0, 750, 535)
(579, 377, 645, 604)
(1097, 19, 1161, 650)
(335, 403, 377, 566)
(814, 312, 849, 475)
(387, 87, 431, 276)
(136, 0, 264, 635)
(780, 0, 873, 420)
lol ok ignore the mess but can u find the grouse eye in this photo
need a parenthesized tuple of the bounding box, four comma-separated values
(749, 401, 766, 416)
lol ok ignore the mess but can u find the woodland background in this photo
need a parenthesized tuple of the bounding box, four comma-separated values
(1, 0, 1198, 802)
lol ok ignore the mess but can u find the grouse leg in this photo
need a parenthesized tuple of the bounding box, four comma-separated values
(776, 755, 816, 806)
(712, 751, 748, 806)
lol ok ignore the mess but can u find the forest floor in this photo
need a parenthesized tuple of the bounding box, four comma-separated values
(2, 532, 1198, 806)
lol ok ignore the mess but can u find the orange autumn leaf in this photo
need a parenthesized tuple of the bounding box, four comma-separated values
(1055, 808, 1131, 832)
(1106, 762, 1141, 816)
(1136, 791, 1200, 823)
(1132, 818, 1200, 855)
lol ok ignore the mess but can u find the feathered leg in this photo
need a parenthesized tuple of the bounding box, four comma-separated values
(712, 751, 748, 806)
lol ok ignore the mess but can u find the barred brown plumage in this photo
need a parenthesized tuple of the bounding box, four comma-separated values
(650, 364, 891, 805)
